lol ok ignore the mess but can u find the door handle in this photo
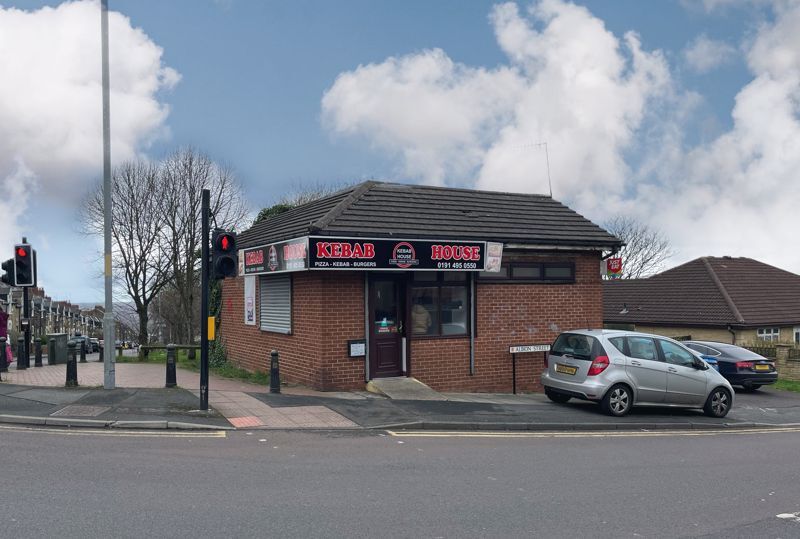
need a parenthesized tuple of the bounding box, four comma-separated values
(667, 367, 678, 373)
(630, 360, 641, 366)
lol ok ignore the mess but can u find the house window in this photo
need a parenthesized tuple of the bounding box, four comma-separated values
(410, 272, 469, 337)
(479, 262, 574, 283)
(259, 275, 291, 334)
(757, 327, 780, 342)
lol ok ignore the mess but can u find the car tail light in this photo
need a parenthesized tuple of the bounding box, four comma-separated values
(736, 361, 754, 370)
(588, 355, 609, 376)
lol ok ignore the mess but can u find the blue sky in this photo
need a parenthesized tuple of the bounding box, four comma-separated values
(1, 0, 797, 303)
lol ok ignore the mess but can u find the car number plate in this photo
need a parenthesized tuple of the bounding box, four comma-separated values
(555, 363, 578, 375)
(754, 364, 770, 371)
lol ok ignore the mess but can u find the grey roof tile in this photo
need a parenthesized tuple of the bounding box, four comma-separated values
(238, 181, 620, 249)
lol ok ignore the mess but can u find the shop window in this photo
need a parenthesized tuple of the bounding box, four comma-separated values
(757, 327, 780, 342)
(259, 275, 291, 334)
(411, 273, 469, 337)
(479, 261, 574, 283)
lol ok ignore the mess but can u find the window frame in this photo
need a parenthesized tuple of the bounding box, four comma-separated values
(479, 261, 575, 284)
(656, 339, 696, 368)
(757, 327, 780, 342)
(625, 336, 662, 362)
(410, 272, 470, 339)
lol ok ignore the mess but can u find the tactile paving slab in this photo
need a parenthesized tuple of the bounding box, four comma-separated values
(50, 405, 112, 417)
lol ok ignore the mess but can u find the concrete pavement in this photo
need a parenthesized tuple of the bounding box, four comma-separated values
(3, 361, 800, 431)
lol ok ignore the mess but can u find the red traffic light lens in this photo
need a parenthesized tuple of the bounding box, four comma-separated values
(221, 236, 230, 251)
(16, 247, 27, 257)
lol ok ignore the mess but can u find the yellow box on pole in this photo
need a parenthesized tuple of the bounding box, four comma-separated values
(208, 316, 215, 341)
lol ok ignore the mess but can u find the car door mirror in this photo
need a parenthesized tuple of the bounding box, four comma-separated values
(693, 357, 707, 370)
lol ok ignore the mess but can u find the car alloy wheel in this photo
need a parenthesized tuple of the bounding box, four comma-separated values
(704, 388, 731, 418)
(602, 384, 632, 417)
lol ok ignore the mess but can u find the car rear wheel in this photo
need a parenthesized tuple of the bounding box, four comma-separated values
(545, 388, 571, 404)
(704, 388, 731, 418)
(601, 384, 632, 417)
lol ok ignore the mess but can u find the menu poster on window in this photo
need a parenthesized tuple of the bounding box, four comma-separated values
(485, 242, 504, 272)
(243, 237, 309, 275)
(244, 275, 256, 325)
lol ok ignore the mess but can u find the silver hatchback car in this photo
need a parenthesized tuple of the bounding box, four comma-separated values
(541, 330, 734, 417)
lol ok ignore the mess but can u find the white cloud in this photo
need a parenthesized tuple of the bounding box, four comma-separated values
(322, 0, 800, 275)
(322, 0, 671, 209)
(684, 35, 737, 73)
(0, 0, 178, 250)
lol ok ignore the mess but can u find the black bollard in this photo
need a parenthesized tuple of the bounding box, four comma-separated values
(165, 344, 177, 388)
(17, 336, 27, 370)
(99, 345, 104, 363)
(79, 339, 87, 363)
(48, 338, 55, 365)
(270, 349, 280, 394)
(66, 341, 78, 387)
(117, 345, 122, 359)
(0, 336, 7, 374)
(34, 338, 42, 367)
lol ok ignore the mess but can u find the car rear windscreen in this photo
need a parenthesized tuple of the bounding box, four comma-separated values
(551, 333, 596, 360)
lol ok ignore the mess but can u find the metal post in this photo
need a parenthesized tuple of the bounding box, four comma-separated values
(200, 189, 210, 410)
(48, 338, 55, 365)
(101, 0, 115, 390)
(512, 352, 517, 395)
(34, 338, 42, 367)
(165, 344, 177, 388)
(66, 341, 78, 387)
(16, 336, 26, 370)
(99, 344, 104, 363)
(23, 284, 30, 369)
(270, 350, 280, 394)
(79, 339, 87, 363)
(0, 337, 6, 377)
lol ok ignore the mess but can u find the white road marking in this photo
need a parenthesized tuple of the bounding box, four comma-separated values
(387, 426, 800, 439)
(776, 512, 800, 522)
(0, 424, 227, 438)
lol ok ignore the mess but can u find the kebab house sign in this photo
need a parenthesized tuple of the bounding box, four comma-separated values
(243, 236, 503, 274)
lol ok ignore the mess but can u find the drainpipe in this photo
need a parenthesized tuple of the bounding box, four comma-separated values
(727, 324, 736, 345)
(469, 272, 476, 375)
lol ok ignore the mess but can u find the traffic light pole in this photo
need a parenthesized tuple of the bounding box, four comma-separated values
(200, 189, 210, 411)
(23, 286, 30, 369)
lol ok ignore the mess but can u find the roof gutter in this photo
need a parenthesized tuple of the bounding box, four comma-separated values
(505, 243, 620, 252)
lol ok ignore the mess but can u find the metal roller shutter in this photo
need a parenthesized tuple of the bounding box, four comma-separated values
(259, 275, 291, 334)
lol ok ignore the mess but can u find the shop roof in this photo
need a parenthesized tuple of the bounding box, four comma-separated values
(604, 256, 800, 328)
(239, 181, 621, 250)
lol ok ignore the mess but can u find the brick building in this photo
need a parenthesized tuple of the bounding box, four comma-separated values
(221, 181, 620, 392)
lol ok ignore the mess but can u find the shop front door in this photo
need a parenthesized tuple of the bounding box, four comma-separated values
(369, 275, 405, 378)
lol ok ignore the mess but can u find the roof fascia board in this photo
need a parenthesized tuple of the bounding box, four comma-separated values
(505, 243, 611, 251)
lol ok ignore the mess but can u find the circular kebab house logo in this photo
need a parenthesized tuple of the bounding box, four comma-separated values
(268, 245, 278, 271)
(390, 242, 418, 269)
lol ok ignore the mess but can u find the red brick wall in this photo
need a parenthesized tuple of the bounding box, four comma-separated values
(220, 271, 366, 390)
(221, 252, 603, 394)
(410, 252, 603, 393)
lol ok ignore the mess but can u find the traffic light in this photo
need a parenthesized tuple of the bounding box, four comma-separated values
(14, 243, 35, 287)
(1, 258, 14, 287)
(211, 230, 238, 279)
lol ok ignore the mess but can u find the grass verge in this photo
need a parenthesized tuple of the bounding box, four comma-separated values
(775, 379, 800, 393)
(117, 348, 270, 386)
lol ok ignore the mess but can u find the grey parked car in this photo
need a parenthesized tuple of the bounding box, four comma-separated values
(541, 330, 734, 417)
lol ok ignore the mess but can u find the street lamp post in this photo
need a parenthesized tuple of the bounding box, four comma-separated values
(101, 0, 115, 389)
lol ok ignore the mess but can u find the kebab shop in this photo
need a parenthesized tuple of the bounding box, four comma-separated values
(223, 233, 603, 393)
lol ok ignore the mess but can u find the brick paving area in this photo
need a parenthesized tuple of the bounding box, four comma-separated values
(2, 361, 358, 429)
(208, 390, 357, 429)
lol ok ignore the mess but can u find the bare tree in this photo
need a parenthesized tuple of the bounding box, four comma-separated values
(159, 148, 249, 343)
(83, 161, 172, 344)
(603, 216, 673, 279)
